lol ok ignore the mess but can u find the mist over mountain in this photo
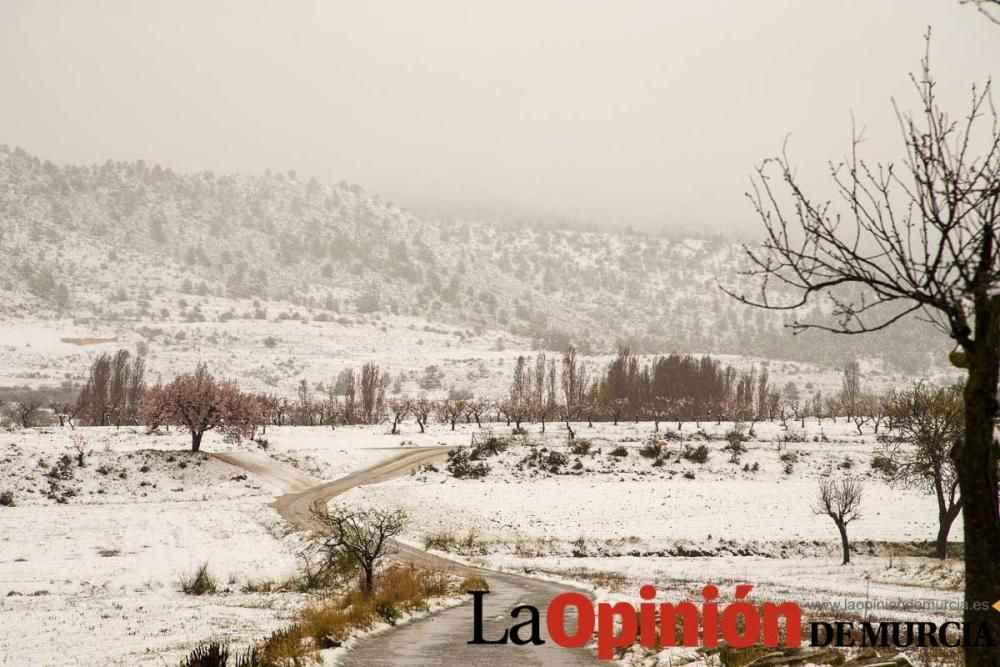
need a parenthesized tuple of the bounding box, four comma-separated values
(0, 145, 946, 374)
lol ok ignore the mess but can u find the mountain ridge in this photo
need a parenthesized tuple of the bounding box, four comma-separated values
(0, 144, 945, 374)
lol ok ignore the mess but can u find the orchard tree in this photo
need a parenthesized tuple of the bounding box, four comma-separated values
(13, 396, 40, 428)
(725, 40, 1000, 658)
(885, 383, 965, 559)
(437, 398, 466, 431)
(409, 396, 433, 434)
(465, 397, 491, 428)
(388, 398, 409, 435)
(815, 477, 864, 565)
(139, 363, 256, 452)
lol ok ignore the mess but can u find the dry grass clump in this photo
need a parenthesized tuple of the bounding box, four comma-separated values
(255, 563, 455, 663)
(179, 562, 218, 595)
(459, 574, 490, 593)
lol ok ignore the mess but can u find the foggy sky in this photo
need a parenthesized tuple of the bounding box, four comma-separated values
(2, 1, 998, 234)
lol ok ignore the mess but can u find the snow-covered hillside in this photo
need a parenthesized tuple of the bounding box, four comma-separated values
(0, 145, 947, 381)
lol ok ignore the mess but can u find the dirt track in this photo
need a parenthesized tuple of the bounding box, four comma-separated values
(216, 447, 600, 665)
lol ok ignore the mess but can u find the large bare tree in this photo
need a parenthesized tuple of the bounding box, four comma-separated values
(725, 39, 1000, 661)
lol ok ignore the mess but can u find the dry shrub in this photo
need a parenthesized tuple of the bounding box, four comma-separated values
(424, 530, 457, 551)
(460, 574, 490, 593)
(258, 564, 454, 661)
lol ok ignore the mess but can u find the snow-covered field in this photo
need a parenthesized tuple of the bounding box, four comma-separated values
(0, 426, 415, 666)
(0, 420, 968, 665)
(332, 419, 967, 664)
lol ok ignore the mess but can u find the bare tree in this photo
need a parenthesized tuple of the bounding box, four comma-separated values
(815, 477, 864, 565)
(51, 400, 80, 429)
(388, 398, 409, 435)
(409, 396, 433, 433)
(962, 0, 1000, 25)
(465, 397, 491, 428)
(309, 502, 407, 594)
(109, 349, 131, 427)
(840, 360, 863, 421)
(79, 353, 112, 425)
(560, 345, 582, 413)
(125, 354, 146, 424)
(885, 383, 965, 558)
(69, 433, 89, 467)
(724, 40, 1000, 655)
(359, 362, 385, 424)
(340, 368, 357, 425)
(437, 398, 465, 430)
(13, 396, 41, 428)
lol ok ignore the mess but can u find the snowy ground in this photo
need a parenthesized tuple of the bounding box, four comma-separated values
(333, 420, 967, 664)
(0, 426, 410, 666)
(0, 421, 969, 665)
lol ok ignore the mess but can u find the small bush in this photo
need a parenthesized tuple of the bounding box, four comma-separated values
(639, 441, 663, 459)
(870, 454, 897, 476)
(518, 448, 568, 473)
(0, 490, 14, 507)
(608, 446, 629, 458)
(569, 439, 592, 455)
(475, 431, 511, 456)
(47, 454, 74, 481)
(180, 562, 218, 595)
(779, 451, 798, 464)
(723, 440, 747, 464)
(375, 602, 399, 625)
(682, 444, 710, 464)
(446, 449, 489, 479)
(683, 471, 696, 480)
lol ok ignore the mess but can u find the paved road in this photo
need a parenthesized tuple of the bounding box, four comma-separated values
(216, 447, 601, 666)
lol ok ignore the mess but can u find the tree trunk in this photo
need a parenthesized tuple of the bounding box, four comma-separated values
(836, 520, 850, 565)
(956, 332, 1000, 664)
(191, 431, 203, 452)
(935, 509, 959, 560)
(361, 564, 374, 595)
